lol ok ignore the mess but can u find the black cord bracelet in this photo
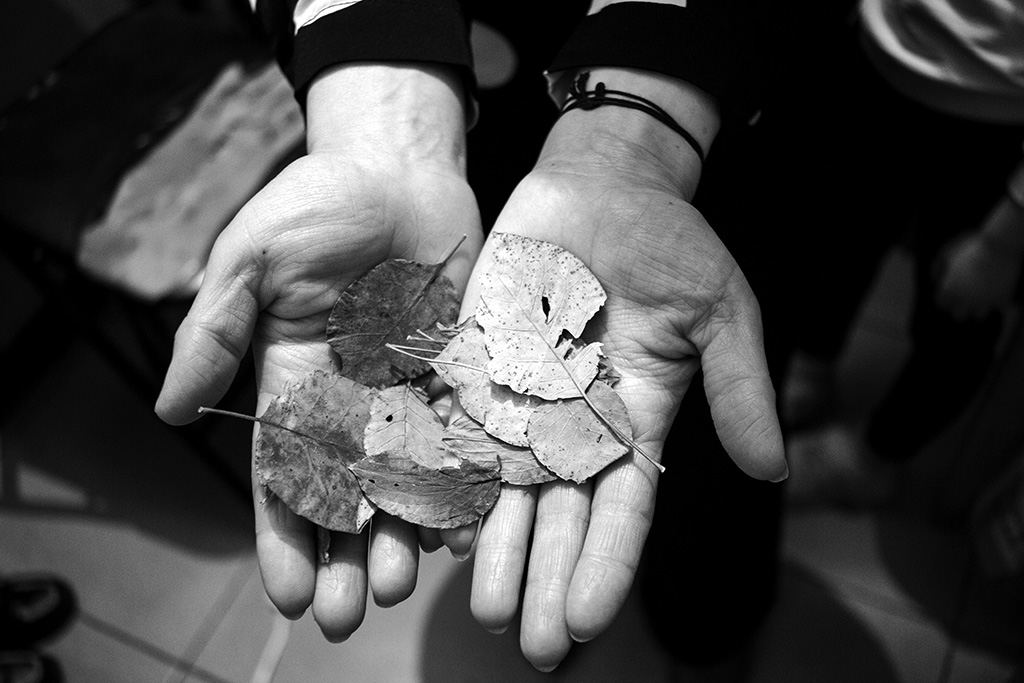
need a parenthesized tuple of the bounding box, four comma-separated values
(560, 71, 706, 164)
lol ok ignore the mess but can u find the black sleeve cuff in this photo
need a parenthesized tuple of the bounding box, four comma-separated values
(547, 2, 768, 126)
(276, 0, 475, 99)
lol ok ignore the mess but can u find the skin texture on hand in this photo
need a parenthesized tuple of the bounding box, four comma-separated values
(450, 97, 787, 671)
(155, 63, 484, 641)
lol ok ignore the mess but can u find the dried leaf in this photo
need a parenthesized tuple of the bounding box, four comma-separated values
(484, 383, 542, 448)
(521, 338, 603, 399)
(327, 258, 460, 387)
(364, 385, 446, 469)
(254, 370, 377, 533)
(527, 380, 631, 483)
(350, 451, 500, 528)
(498, 450, 559, 486)
(596, 356, 621, 387)
(427, 317, 492, 423)
(443, 415, 555, 485)
(476, 233, 606, 400)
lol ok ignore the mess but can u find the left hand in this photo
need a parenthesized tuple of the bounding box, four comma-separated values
(441, 93, 787, 670)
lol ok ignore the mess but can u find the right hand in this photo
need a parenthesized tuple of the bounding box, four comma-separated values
(155, 64, 483, 640)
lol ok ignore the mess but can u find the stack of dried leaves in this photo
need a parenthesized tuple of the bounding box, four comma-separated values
(213, 234, 651, 534)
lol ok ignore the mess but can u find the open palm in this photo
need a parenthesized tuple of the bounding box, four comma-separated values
(456, 154, 786, 670)
(156, 150, 483, 639)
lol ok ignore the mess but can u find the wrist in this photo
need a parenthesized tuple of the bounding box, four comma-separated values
(305, 62, 468, 174)
(541, 67, 719, 199)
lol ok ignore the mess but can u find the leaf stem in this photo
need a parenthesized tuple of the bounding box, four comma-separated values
(492, 279, 666, 474)
(385, 344, 488, 374)
(386, 343, 441, 357)
(197, 406, 314, 441)
(198, 406, 262, 423)
(437, 234, 469, 269)
(409, 329, 446, 344)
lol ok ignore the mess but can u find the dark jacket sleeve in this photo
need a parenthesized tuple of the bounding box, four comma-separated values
(547, 1, 770, 126)
(252, 0, 475, 100)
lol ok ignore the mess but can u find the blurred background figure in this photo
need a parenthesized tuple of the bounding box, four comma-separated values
(775, 0, 1024, 508)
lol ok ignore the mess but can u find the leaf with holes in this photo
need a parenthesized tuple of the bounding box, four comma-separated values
(254, 370, 377, 533)
(527, 380, 632, 483)
(364, 384, 446, 469)
(350, 451, 501, 528)
(476, 232, 606, 400)
(327, 257, 461, 388)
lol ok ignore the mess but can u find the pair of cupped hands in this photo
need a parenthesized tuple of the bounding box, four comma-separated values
(155, 63, 787, 671)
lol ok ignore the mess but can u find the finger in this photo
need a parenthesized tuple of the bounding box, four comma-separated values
(439, 523, 479, 561)
(470, 485, 537, 633)
(254, 486, 317, 619)
(156, 234, 260, 425)
(312, 529, 370, 642)
(565, 457, 659, 642)
(699, 308, 787, 482)
(367, 513, 420, 607)
(519, 481, 592, 672)
(418, 527, 444, 553)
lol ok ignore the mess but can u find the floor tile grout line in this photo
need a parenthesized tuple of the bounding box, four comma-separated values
(76, 610, 236, 683)
(249, 612, 292, 683)
(162, 557, 261, 683)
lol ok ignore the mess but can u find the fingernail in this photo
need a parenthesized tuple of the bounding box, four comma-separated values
(451, 549, 471, 562)
(485, 624, 508, 635)
(771, 462, 789, 483)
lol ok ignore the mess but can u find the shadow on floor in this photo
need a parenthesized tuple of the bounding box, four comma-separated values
(419, 559, 900, 683)
(1, 334, 255, 557)
(875, 512, 1024, 658)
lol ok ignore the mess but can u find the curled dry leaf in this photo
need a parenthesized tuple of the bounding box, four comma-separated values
(350, 451, 501, 529)
(364, 385, 446, 470)
(254, 370, 377, 533)
(476, 233, 606, 400)
(443, 415, 556, 486)
(527, 380, 632, 484)
(327, 257, 461, 388)
(427, 317, 492, 424)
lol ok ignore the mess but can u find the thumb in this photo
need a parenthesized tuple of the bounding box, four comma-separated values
(155, 241, 260, 425)
(700, 314, 788, 482)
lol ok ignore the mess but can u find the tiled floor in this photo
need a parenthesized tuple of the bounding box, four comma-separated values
(2, 246, 1023, 682)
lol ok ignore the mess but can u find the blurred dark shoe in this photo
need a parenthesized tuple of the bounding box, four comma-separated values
(0, 650, 63, 683)
(0, 577, 77, 649)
